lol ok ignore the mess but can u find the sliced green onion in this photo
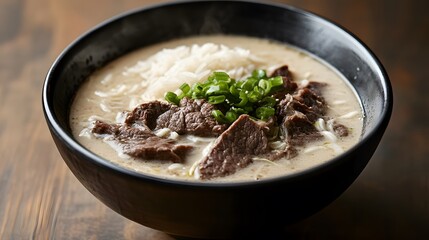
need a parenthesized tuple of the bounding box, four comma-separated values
(248, 88, 263, 103)
(252, 69, 267, 80)
(180, 83, 191, 94)
(212, 110, 228, 124)
(191, 91, 204, 99)
(165, 69, 288, 122)
(229, 85, 239, 96)
(225, 110, 238, 123)
(205, 85, 219, 95)
(235, 92, 248, 107)
(235, 80, 244, 89)
(190, 83, 204, 99)
(258, 79, 272, 95)
(260, 96, 276, 107)
(205, 83, 229, 96)
(165, 92, 180, 105)
(254, 86, 265, 95)
(269, 76, 284, 87)
(208, 95, 226, 104)
(242, 78, 258, 91)
(192, 83, 203, 91)
(213, 71, 230, 82)
(255, 106, 275, 120)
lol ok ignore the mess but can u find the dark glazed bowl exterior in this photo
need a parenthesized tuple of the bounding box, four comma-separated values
(42, 0, 392, 239)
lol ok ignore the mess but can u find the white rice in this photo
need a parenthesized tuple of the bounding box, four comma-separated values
(123, 43, 265, 101)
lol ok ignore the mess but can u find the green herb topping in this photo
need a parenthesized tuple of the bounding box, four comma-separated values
(164, 69, 284, 123)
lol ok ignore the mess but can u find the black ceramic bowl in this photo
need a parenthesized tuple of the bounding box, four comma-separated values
(43, 0, 392, 239)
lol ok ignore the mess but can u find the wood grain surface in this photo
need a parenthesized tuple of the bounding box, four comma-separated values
(0, 0, 428, 239)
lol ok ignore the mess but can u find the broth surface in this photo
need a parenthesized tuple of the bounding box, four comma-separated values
(70, 35, 363, 182)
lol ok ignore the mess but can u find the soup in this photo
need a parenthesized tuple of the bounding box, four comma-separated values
(70, 35, 363, 182)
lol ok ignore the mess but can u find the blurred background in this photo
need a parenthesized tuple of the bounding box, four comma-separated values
(0, 0, 427, 239)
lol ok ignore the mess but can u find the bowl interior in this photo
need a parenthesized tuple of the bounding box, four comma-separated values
(44, 0, 391, 181)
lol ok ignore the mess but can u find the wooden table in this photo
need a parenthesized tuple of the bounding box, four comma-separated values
(1, 0, 428, 239)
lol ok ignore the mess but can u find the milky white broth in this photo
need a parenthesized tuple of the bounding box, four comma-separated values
(70, 35, 363, 182)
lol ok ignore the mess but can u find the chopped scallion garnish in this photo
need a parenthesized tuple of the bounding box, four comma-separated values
(165, 69, 286, 122)
(208, 95, 226, 104)
(256, 106, 276, 120)
(165, 92, 180, 105)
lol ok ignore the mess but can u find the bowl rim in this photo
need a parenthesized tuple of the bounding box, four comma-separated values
(42, 0, 393, 188)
